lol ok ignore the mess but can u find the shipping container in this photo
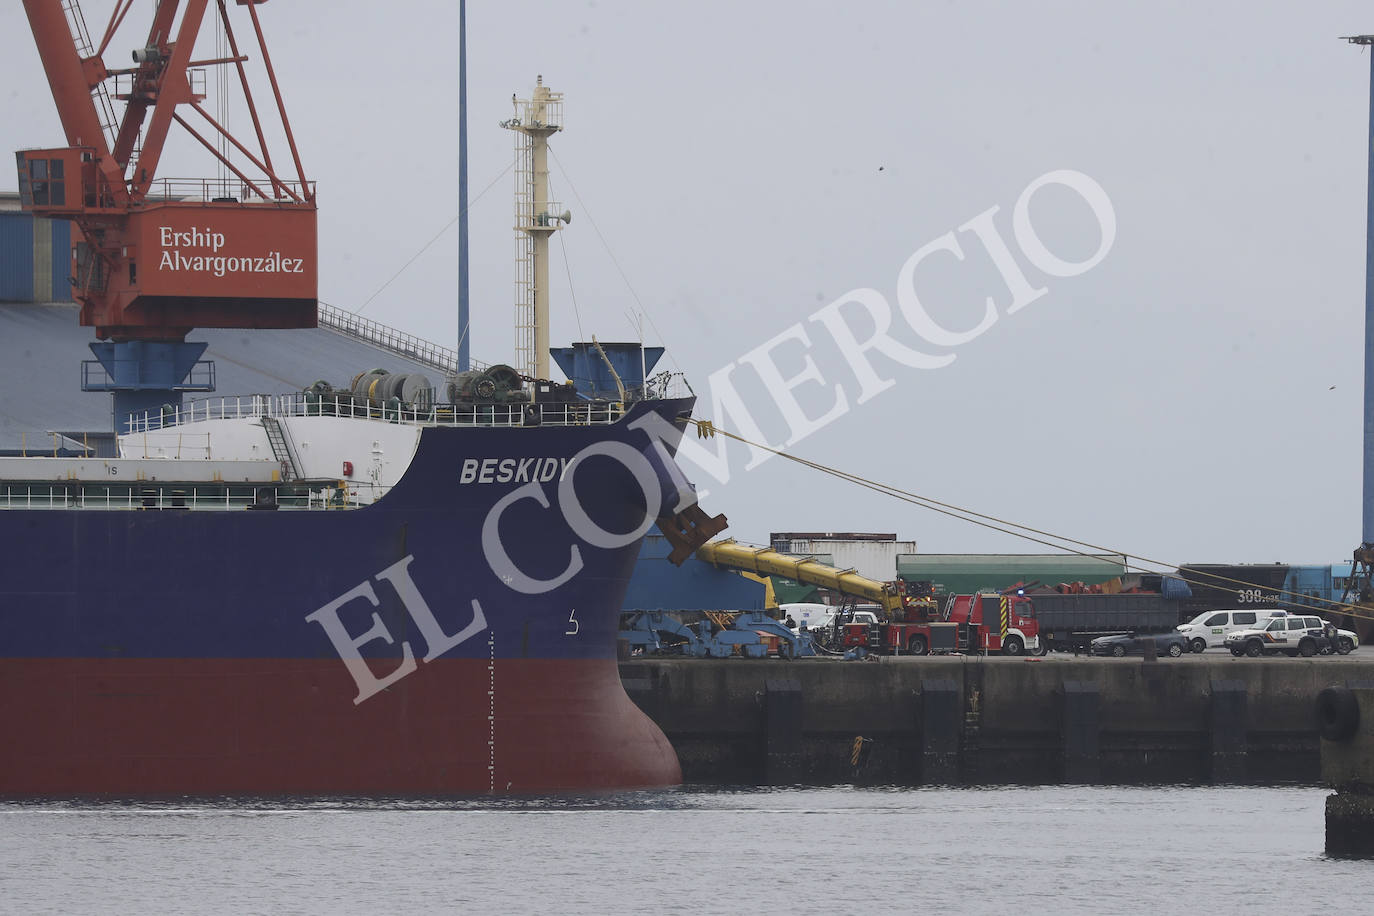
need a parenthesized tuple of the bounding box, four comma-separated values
(772, 538, 916, 581)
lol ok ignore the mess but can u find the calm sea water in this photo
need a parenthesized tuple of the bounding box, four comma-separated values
(0, 786, 1360, 915)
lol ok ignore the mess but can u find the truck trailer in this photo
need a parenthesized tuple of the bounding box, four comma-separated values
(1027, 592, 1181, 652)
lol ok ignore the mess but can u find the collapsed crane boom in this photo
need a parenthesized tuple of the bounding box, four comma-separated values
(696, 538, 905, 616)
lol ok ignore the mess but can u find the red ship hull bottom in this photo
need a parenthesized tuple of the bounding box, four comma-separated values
(0, 657, 681, 796)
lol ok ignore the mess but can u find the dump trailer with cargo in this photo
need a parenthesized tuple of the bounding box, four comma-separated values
(1029, 592, 1182, 652)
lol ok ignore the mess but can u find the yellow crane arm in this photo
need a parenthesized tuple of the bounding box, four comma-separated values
(696, 538, 903, 615)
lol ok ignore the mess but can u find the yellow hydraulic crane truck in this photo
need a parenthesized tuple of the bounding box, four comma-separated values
(695, 538, 922, 619)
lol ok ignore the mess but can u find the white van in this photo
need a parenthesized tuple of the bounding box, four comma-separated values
(780, 603, 880, 634)
(1176, 608, 1289, 652)
(780, 603, 833, 632)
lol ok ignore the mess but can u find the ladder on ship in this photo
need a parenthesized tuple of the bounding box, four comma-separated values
(962, 677, 984, 782)
(261, 416, 299, 482)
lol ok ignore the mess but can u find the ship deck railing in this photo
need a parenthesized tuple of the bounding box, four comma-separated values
(0, 481, 367, 512)
(125, 392, 635, 434)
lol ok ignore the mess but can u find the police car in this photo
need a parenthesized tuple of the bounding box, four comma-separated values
(1223, 614, 1358, 658)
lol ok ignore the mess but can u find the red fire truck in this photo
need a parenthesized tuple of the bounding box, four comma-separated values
(841, 592, 1042, 656)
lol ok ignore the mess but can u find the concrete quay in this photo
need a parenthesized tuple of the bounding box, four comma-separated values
(620, 654, 1374, 786)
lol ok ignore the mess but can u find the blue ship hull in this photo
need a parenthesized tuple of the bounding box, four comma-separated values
(0, 396, 700, 795)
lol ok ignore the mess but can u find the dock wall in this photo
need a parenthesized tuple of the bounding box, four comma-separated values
(620, 656, 1374, 785)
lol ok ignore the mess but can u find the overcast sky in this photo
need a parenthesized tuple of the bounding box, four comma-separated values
(4, 1, 1374, 569)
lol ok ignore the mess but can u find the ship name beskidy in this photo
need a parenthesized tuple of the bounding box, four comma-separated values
(459, 456, 570, 484)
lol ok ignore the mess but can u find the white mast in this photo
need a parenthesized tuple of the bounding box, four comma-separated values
(502, 76, 568, 380)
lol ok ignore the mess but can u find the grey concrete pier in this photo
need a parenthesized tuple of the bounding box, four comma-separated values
(1317, 682, 1374, 857)
(621, 654, 1374, 786)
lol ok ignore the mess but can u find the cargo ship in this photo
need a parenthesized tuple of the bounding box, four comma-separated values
(1, 1, 724, 795)
(0, 374, 720, 795)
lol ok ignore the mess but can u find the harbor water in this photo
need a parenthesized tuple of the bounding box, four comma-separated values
(0, 785, 1361, 914)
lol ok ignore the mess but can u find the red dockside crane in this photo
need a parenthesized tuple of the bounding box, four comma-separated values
(15, 0, 317, 428)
